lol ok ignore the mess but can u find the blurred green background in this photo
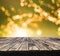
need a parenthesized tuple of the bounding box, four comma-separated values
(0, 0, 60, 37)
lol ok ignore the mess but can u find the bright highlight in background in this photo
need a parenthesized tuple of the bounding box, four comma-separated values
(7, 25, 34, 37)
(36, 30, 42, 36)
(14, 28, 32, 37)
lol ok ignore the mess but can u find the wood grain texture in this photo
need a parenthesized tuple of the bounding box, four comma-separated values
(0, 37, 60, 51)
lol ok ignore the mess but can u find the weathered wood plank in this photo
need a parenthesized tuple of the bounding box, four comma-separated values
(0, 37, 60, 51)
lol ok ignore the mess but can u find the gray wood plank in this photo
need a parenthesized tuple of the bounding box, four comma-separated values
(0, 37, 60, 51)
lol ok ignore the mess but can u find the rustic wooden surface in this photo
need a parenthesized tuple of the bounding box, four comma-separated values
(0, 37, 60, 51)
